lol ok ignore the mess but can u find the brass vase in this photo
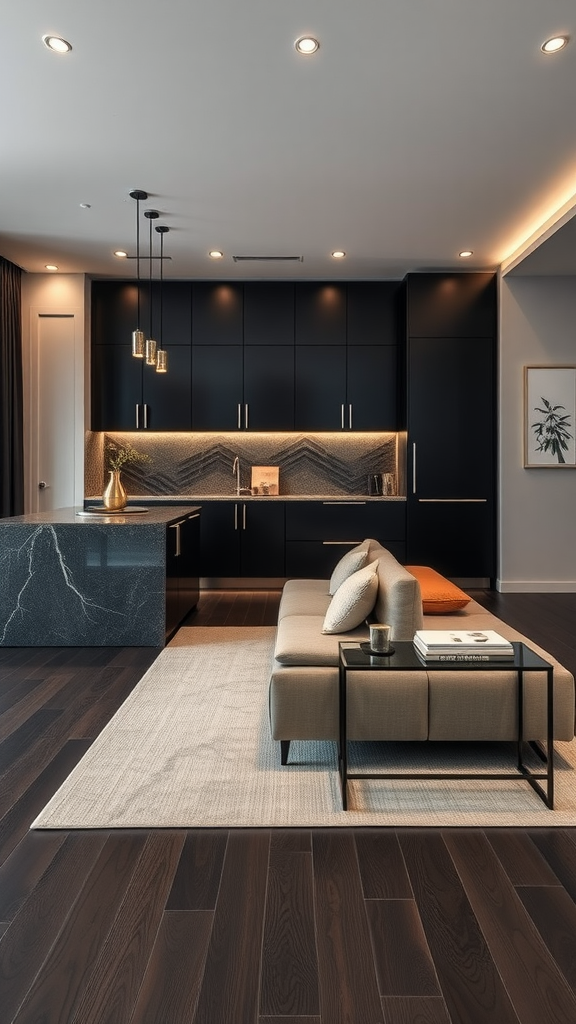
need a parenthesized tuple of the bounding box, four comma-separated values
(102, 470, 128, 511)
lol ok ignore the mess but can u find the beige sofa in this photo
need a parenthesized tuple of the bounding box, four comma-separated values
(269, 540, 575, 764)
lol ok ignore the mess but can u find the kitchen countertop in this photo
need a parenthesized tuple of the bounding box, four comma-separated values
(85, 494, 406, 504)
(0, 506, 200, 526)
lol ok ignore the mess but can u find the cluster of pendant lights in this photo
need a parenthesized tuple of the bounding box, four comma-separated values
(129, 189, 168, 373)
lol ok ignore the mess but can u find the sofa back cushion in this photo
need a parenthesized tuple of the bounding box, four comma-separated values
(328, 541, 370, 595)
(367, 542, 424, 640)
(322, 560, 379, 634)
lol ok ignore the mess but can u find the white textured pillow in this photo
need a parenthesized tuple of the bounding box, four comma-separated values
(322, 560, 379, 634)
(328, 543, 369, 596)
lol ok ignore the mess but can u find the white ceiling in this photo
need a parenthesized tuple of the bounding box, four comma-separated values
(1, 0, 575, 281)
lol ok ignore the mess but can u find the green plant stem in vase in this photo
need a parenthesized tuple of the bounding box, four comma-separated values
(103, 442, 150, 510)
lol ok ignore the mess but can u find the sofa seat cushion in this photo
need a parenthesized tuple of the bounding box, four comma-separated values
(278, 579, 331, 620)
(274, 614, 368, 666)
(405, 565, 471, 614)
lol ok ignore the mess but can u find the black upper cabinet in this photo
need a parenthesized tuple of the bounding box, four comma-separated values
(192, 283, 243, 345)
(191, 346, 243, 431)
(406, 273, 497, 338)
(295, 284, 347, 346)
(347, 346, 397, 430)
(347, 282, 398, 346)
(295, 345, 347, 430)
(243, 283, 295, 345)
(91, 281, 192, 431)
(243, 346, 295, 430)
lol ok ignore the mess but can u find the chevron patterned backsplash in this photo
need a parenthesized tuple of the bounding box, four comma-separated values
(86, 432, 400, 497)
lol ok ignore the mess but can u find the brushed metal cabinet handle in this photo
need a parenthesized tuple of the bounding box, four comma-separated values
(237, 403, 242, 430)
(234, 503, 238, 530)
(322, 501, 366, 505)
(418, 498, 488, 503)
(349, 403, 352, 430)
(322, 540, 362, 545)
(245, 403, 249, 430)
(243, 503, 247, 529)
(412, 442, 417, 494)
(136, 404, 140, 429)
(143, 404, 149, 429)
(341, 404, 345, 430)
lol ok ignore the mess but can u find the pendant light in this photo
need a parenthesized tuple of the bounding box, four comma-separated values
(129, 189, 147, 358)
(155, 224, 169, 373)
(144, 209, 159, 366)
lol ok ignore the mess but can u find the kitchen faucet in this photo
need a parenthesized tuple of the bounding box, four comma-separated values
(232, 456, 240, 496)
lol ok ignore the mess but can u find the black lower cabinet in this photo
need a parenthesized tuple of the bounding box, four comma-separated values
(406, 501, 494, 579)
(199, 501, 285, 579)
(165, 511, 200, 637)
(285, 500, 406, 577)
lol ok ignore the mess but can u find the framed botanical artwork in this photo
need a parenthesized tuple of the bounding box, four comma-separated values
(524, 365, 576, 467)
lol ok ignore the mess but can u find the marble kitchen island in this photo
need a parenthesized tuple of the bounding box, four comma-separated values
(0, 506, 200, 647)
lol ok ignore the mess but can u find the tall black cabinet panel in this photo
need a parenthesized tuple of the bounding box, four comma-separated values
(91, 345, 143, 431)
(404, 272, 497, 580)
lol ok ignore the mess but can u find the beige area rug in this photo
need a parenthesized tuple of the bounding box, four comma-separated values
(31, 626, 576, 829)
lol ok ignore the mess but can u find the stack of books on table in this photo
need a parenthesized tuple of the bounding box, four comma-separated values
(413, 630, 515, 662)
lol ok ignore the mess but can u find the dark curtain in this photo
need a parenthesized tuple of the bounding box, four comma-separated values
(0, 257, 24, 516)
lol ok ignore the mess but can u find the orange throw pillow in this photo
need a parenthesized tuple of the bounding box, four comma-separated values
(405, 565, 471, 614)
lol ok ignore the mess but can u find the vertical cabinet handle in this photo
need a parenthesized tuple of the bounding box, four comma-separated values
(349, 403, 352, 430)
(143, 404, 149, 429)
(243, 504, 247, 530)
(169, 520, 184, 556)
(412, 442, 417, 494)
(234, 503, 238, 530)
(244, 404, 249, 430)
(135, 404, 140, 429)
(237, 403, 242, 430)
(341, 404, 345, 430)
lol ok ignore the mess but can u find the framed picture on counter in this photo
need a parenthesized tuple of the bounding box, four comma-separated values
(251, 465, 280, 495)
(524, 365, 576, 467)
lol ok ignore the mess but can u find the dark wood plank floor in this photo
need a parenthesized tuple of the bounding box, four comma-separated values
(1, 588, 576, 1023)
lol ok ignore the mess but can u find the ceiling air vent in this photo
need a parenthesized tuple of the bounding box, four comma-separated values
(232, 255, 303, 263)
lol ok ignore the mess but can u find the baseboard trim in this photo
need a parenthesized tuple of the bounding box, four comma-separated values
(496, 579, 576, 593)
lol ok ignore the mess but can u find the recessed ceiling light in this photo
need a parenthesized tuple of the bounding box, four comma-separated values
(331, 250, 346, 259)
(541, 35, 569, 54)
(45, 264, 58, 271)
(208, 250, 224, 259)
(114, 250, 128, 259)
(459, 250, 474, 259)
(295, 36, 319, 55)
(42, 34, 72, 53)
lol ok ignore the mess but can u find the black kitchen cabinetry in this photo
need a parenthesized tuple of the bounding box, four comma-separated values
(165, 510, 200, 638)
(404, 273, 497, 579)
(91, 281, 192, 431)
(199, 501, 285, 579)
(285, 500, 406, 577)
(191, 283, 294, 430)
(92, 279, 401, 432)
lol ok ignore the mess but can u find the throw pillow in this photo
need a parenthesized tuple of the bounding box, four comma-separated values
(322, 560, 379, 634)
(405, 565, 471, 614)
(328, 541, 370, 596)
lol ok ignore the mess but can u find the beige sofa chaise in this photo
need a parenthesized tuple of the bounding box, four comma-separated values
(269, 540, 575, 764)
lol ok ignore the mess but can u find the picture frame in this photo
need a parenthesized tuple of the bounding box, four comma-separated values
(524, 365, 576, 467)
(250, 465, 280, 495)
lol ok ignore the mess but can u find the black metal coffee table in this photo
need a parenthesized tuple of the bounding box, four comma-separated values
(338, 640, 554, 810)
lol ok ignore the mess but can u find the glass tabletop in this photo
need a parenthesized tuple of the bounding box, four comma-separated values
(338, 640, 552, 672)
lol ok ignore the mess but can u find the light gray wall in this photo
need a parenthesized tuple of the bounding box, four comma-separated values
(499, 275, 576, 591)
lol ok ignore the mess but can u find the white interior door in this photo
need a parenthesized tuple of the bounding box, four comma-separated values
(32, 313, 80, 512)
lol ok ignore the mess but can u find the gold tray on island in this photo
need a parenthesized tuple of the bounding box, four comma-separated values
(76, 506, 149, 516)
